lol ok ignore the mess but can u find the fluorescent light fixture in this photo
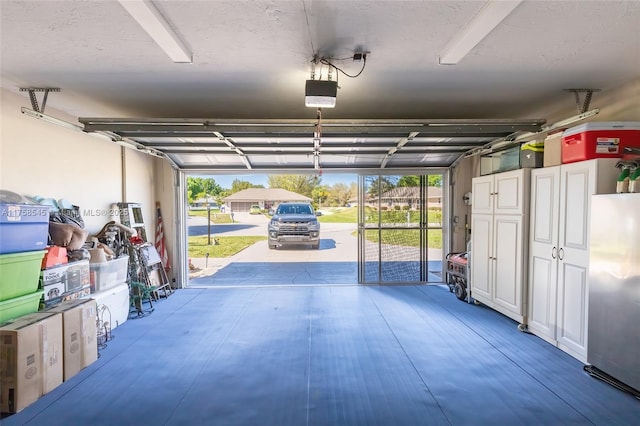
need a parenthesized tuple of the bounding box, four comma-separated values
(305, 80, 337, 108)
(439, 0, 523, 65)
(118, 0, 192, 63)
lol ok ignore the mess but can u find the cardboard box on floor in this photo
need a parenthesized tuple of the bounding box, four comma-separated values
(0, 312, 63, 413)
(45, 299, 97, 381)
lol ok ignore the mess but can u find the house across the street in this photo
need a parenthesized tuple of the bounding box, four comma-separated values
(223, 188, 311, 212)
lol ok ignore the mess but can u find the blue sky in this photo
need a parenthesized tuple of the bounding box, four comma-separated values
(197, 173, 357, 189)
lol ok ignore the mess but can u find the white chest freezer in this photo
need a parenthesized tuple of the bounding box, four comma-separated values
(85, 282, 129, 331)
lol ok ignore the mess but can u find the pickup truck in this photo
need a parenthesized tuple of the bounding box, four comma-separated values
(267, 202, 320, 249)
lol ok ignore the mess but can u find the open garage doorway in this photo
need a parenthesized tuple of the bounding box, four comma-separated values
(185, 173, 360, 287)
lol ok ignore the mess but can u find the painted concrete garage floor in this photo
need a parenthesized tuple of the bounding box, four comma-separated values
(5, 285, 639, 426)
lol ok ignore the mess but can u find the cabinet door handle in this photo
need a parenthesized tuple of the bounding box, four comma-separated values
(558, 248, 564, 260)
(552, 247, 557, 259)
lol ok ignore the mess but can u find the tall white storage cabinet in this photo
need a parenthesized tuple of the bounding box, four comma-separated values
(528, 159, 618, 362)
(471, 168, 530, 326)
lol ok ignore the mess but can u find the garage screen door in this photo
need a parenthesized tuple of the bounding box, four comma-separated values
(357, 174, 444, 284)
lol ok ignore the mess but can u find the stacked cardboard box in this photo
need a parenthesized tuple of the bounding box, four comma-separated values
(0, 312, 63, 413)
(46, 299, 98, 381)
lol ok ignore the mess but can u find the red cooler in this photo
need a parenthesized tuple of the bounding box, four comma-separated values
(561, 121, 640, 164)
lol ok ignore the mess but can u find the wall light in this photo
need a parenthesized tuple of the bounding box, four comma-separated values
(118, 0, 192, 63)
(439, 0, 523, 65)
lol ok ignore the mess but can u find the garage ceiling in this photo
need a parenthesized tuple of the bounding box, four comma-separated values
(2, 1, 639, 171)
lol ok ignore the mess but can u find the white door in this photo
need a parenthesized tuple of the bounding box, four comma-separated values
(472, 175, 494, 215)
(493, 215, 524, 315)
(494, 169, 528, 215)
(470, 214, 493, 301)
(556, 161, 595, 361)
(528, 167, 560, 342)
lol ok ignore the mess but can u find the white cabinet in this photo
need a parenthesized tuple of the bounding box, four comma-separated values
(470, 168, 530, 325)
(472, 169, 528, 215)
(528, 159, 618, 362)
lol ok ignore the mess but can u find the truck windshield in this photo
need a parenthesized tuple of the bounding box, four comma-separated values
(277, 204, 312, 215)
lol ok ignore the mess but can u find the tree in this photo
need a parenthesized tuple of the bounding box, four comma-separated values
(366, 176, 395, 198)
(397, 175, 419, 187)
(428, 175, 443, 187)
(396, 175, 442, 187)
(230, 179, 263, 194)
(349, 182, 357, 202)
(328, 182, 353, 207)
(312, 185, 330, 208)
(268, 175, 321, 198)
(187, 177, 223, 203)
(214, 190, 230, 207)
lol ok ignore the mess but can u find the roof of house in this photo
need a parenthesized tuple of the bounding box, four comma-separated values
(223, 188, 311, 202)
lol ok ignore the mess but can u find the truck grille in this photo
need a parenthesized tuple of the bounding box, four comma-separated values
(279, 224, 309, 233)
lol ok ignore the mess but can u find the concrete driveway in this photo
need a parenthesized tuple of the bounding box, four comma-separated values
(188, 212, 358, 286)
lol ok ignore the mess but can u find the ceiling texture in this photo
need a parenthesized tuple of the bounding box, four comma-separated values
(1, 1, 639, 172)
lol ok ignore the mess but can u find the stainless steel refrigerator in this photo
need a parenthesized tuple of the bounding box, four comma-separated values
(587, 193, 640, 393)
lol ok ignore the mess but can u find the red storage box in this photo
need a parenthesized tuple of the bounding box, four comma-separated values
(561, 122, 640, 164)
(41, 246, 68, 269)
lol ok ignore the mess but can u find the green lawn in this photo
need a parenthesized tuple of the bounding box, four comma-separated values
(365, 208, 442, 224)
(318, 207, 358, 223)
(188, 235, 267, 258)
(188, 210, 233, 224)
(357, 229, 442, 249)
(319, 206, 442, 225)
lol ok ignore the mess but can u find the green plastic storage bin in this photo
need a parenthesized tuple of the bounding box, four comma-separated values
(0, 250, 46, 301)
(0, 290, 43, 323)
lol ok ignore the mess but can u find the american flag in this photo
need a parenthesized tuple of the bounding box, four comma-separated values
(155, 202, 170, 271)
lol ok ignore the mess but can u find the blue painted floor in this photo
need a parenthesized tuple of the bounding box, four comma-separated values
(4, 285, 639, 425)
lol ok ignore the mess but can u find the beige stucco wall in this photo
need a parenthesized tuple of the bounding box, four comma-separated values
(0, 88, 157, 237)
(153, 157, 179, 284)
